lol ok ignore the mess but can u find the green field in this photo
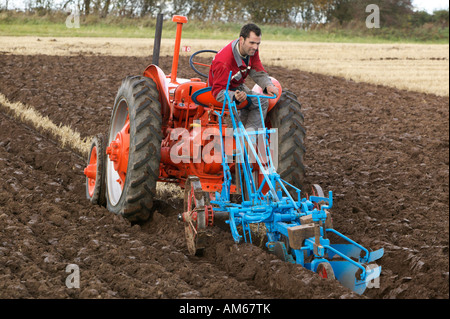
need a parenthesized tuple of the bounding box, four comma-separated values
(1, 11, 448, 44)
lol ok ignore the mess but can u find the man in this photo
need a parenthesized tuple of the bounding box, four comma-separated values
(208, 23, 279, 133)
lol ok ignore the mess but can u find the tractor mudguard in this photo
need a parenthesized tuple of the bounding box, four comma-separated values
(143, 64, 171, 122)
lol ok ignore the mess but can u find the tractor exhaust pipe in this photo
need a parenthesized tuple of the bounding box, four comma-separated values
(170, 15, 188, 84)
(152, 13, 163, 66)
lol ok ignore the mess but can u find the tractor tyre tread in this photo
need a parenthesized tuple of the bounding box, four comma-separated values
(106, 76, 162, 223)
(269, 90, 306, 192)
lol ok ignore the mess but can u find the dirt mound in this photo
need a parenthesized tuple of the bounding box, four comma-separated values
(0, 54, 448, 299)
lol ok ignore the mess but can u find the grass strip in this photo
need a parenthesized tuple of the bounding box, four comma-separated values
(0, 93, 91, 157)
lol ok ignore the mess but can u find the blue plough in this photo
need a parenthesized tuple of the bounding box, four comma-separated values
(188, 72, 384, 295)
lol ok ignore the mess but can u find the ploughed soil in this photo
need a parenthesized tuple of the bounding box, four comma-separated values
(0, 53, 448, 300)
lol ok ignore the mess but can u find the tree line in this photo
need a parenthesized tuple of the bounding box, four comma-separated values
(5, 0, 449, 28)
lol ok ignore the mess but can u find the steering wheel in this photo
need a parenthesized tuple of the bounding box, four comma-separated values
(189, 49, 218, 78)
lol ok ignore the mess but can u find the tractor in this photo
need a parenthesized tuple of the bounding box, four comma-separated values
(83, 15, 383, 295)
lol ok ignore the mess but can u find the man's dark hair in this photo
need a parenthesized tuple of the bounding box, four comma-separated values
(240, 23, 261, 39)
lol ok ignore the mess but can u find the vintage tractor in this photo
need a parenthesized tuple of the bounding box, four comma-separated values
(84, 15, 383, 295)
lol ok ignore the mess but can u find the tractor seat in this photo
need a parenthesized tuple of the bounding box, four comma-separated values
(192, 87, 249, 110)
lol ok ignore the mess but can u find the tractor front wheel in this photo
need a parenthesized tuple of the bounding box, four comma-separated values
(85, 133, 106, 206)
(105, 76, 162, 223)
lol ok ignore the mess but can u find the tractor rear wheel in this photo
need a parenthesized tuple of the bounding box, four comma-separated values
(268, 90, 306, 192)
(105, 76, 162, 223)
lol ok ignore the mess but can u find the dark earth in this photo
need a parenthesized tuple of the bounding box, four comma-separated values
(0, 53, 448, 300)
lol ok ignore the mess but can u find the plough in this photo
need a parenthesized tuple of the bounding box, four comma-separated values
(84, 15, 383, 295)
(180, 72, 383, 295)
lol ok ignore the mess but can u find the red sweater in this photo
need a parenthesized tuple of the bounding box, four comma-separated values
(208, 39, 267, 98)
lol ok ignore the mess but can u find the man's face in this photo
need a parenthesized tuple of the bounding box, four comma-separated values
(239, 31, 261, 57)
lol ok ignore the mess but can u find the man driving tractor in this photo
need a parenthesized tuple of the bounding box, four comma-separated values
(208, 23, 279, 133)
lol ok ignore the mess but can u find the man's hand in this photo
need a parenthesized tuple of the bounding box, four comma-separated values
(234, 90, 247, 103)
(266, 85, 279, 97)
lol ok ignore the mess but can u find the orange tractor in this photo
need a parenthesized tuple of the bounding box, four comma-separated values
(84, 15, 305, 223)
(84, 16, 383, 295)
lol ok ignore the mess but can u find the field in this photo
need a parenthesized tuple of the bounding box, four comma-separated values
(0, 35, 449, 302)
(1, 36, 448, 97)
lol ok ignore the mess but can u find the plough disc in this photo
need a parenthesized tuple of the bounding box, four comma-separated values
(316, 262, 335, 280)
(182, 176, 210, 256)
